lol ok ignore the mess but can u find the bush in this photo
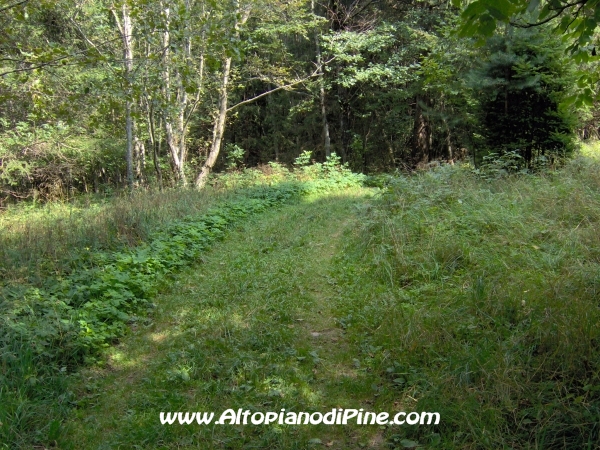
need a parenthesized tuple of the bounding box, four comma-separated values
(0, 121, 126, 205)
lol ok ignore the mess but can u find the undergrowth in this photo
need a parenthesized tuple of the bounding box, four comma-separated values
(333, 145, 600, 448)
(0, 155, 364, 448)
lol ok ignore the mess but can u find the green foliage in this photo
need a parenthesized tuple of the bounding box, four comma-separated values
(293, 150, 313, 166)
(2, 189, 297, 358)
(225, 143, 246, 170)
(213, 152, 365, 192)
(0, 121, 127, 204)
(323, 23, 421, 88)
(296, 153, 367, 191)
(469, 28, 577, 166)
(458, 0, 600, 54)
(457, 0, 600, 105)
(473, 150, 528, 177)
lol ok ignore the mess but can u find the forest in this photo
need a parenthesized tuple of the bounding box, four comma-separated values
(1, 0, 600, 449)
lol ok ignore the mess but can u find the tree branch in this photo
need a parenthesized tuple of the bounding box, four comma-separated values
(110, 8, 124, 37)
(0, 55, 70, 77)
(0, 0, 29, 13)
(511, 0, 588, 28)
(226, 58, 335, 113)
(0, 37, 122, 77)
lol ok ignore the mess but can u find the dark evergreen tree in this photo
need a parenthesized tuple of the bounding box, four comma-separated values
(471, 28, 576, 167)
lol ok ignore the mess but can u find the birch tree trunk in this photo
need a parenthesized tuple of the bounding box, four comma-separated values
(195, 0, 249, 189)
(159, 0, 197, 186)
(160, 5, 186, 185)
(147, 99, 163, 189)
(313, 0, 330, 158)
(174, 0, 192, 184)
(195, 56, 232, 189)
(113, 4, 135, 189)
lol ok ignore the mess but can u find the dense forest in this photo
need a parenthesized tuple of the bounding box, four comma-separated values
(2, 0, 598, 202)
(2, 0, 600, 449)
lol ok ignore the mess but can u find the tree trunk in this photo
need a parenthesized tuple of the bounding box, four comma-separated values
(339, 86, 348, 163)
(411, 95, 431, 166)
(175, 0, 192, 183)
(195, 56, 232, 189)
(313, 0, 331, 159)
(114, 4, 135, 190)
(195, 1, 249, 189)
(147, 101, 163, 190)
(443, 117, 453, 161)
(159, 4, 186, 185)
(134, 138, 145, 184)
(125, 99, 134, 189)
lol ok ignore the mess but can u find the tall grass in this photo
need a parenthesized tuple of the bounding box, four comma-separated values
(0, 187, 224, 285)
(334, 144, 600, 448)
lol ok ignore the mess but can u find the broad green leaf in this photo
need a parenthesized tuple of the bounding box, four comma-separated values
(490, 0, 514, 17)
(538, 4, 552, 21)
(458, 18, 481, 37)
(479, 14, 497, 37)
(462, 0, 487, 19)
(487, 7, 507, 21)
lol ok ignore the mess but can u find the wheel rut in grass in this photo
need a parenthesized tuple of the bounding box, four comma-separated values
(65, 188, 381, 450)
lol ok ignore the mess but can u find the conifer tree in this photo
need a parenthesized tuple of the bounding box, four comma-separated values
(470, 28, 576, 167)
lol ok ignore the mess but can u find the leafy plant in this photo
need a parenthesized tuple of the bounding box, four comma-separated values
(293, 150, 313, 167)
(225, 143, 246, 170)
(473, 150, 527, 178)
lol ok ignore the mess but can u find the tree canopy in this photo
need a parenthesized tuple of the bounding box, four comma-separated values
(0, 0, 595, 203)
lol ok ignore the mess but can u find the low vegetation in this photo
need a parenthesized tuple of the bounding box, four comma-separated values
(2, 144, 591, 449)
(0, 156, 364, 448)
(335, 144, 600, 448)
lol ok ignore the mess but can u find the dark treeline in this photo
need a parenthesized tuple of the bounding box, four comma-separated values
(1, 0, 598, 203)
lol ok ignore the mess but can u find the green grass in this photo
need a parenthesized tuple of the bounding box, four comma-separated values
(0, 186, 233, 286)
(62, 188, 377, 449)
(330, 146, 600, 448)
(0, 159, 365, 449)
(4, 147, 600, 448)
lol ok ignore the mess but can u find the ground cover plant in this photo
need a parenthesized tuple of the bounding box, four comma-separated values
(332, 145, 600, 448)
(43, 144, 600, 449)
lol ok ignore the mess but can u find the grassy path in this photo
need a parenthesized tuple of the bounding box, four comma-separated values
(63, 188, 381, 449)
(57, 156, 600, 449)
